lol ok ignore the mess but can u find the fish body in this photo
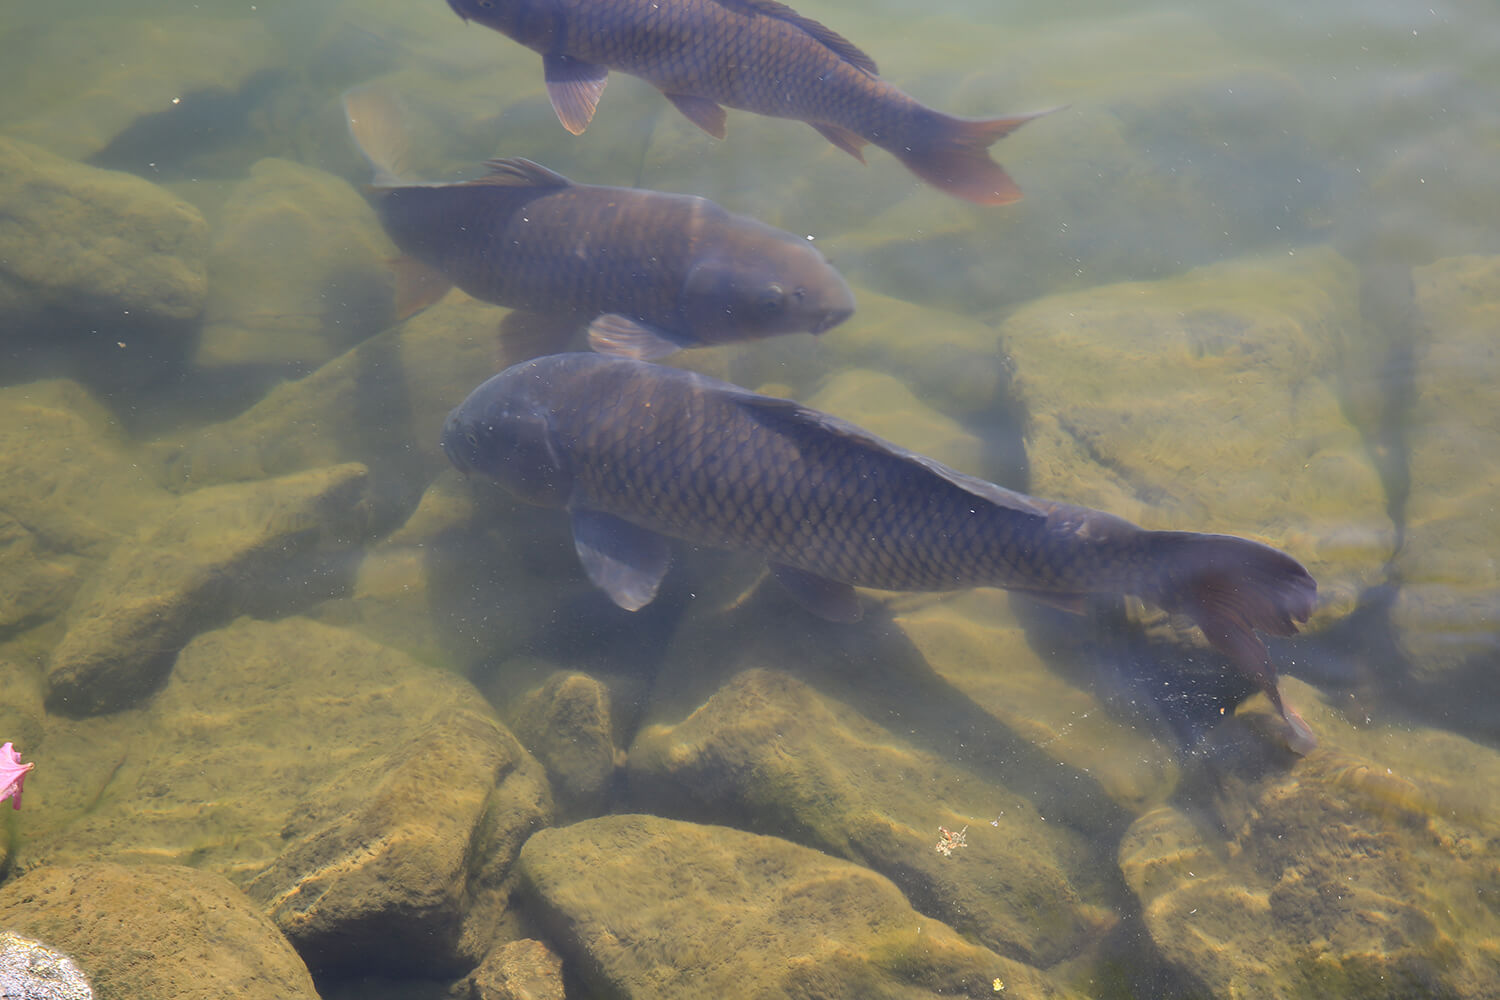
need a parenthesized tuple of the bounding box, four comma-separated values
(442, 354, 1320, 751)
(445, 0, 1049, 204)
(344, 90, 853, 359)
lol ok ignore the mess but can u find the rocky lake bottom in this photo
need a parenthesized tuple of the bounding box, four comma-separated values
(2, 1, 1500, 998)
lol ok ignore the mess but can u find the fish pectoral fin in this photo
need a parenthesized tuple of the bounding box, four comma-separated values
(663, 93, 728, 139)
(389, 255, 453, 321)
(810, 123, 868, 162)
(588, 314, 686, 360)
(571, 509, 672, 612)
(543, 54, 609, 135)
(770, 563, 863, 623)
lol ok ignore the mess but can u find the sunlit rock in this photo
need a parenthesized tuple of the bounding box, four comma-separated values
(27, 617, 553, 977)
(0, 863, 318, 1000)
(1118, 678, 1500, 999)
(629, 668, 1119, 968)
(1394, 253, 1500, 682)
(45, 463, 372, 716)
(998, 246, 1391, 628)
(0, 930, 92, 1000)
(519, 813, 1087, 999)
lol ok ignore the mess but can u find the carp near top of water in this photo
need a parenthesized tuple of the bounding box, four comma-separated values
(344, 89, 853, 359)
(445, 0, 1050, 204)
(443, 353, 1321, 753)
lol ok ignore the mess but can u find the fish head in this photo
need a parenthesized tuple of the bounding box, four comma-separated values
(679, 231, 855, 345)
(442, 364, 574, 508)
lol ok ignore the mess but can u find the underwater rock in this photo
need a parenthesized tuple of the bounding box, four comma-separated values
(1393, 253, 1500, 684)
(459, 938, 566, 1000)
(28, 617, 553, 978)
(149, 289, 506, 522)
(518, 813, 1086, 1000)
(0, 137, 209, 329)
(509, 672, 619, 816)
(628, 668, 1119, 968)
(0, 931, 93, 1000)
(44, 462, 372, 716)
(0, 16, 278, 166)
(998, 245, 1391, 628)
(194, 158, 396, 380)
(1118, 677, 1500, 999)
(0, 380, 171, 634)
(0, 863, 318, 1000)
(894, 590, 1182, 816)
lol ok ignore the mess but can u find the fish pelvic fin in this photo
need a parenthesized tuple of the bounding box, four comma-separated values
(1148, 531, 1319, 753)
(342, 85, 418, 187)
(889, 107, 1057, 205)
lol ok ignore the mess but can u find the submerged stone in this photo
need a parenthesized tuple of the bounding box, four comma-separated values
(0, 931, 92, 1000)
(1394, 253, 1500, 683)
(0, 138, 208, 329)
(27, 617, 553, 978)
(509, 672, 619, 816)
(519, 813, 1086, 1000)
(194, 158, 396, 379)
(1118, 677, 1500, 999)
(998, 246, 1391, 629)
(45, 462, 372, 716)
(629, 668, 1119, 968)
(0, 863, 318, 1000)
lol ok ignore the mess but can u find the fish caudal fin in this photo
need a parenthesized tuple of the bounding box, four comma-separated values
(342, 85, 417, 187)
(890, 108, 1054, 205)
(1147, 531, 1319, 754)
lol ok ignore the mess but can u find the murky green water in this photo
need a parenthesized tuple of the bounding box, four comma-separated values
(2, 0, 1498, 998)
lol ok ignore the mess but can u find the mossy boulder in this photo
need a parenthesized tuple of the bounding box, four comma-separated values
(518, 814, 1086, 999)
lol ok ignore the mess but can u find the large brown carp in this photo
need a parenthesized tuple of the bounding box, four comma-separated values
(442, 353, 1321, 752)
(344, 88, 854, 359)
(445, 0, 1050, 204)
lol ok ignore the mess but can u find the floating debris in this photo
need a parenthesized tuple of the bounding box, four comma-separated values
(935, 825, 968, 857)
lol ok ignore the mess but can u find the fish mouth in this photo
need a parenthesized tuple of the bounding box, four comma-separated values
(811, 306, 854, 334)
(446, 0, 469, 22)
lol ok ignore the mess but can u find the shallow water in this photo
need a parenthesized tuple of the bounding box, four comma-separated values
(1, 0, 1498, 997)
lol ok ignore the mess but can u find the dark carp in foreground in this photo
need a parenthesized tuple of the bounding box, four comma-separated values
(442, 353, 1321, 752)
(343, 89, 854, 359)
(444, 0, 1050, 205)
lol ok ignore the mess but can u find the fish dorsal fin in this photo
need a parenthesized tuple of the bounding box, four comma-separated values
(729, 391, 1049, 522)
(473, 157, 574, 188)
(713, 0, 878, 75)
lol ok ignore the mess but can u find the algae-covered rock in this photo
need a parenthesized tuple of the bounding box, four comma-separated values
(45, 462, 372, 716)
(629, 668, 1117, 967)
(29, 617, 553, 977)
(0, 863, 318, 1000)
(0, 16, 278, 165)
(0, 380, 170, 633)
(999, 246, 1391, 627)
(0, 137, 209, 328)
(519, 814, 1086, 1000)
(894, 590, 1182, 815)
(195, 158, 396, 377)
(1118, 677, 1500, 999)
(462, 938, 566, 1000)
(149, 289, 506, 514)
(1393, 253, 1500, 682)
(510, 672, 619, 816)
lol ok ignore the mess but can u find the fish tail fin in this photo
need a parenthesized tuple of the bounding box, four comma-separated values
(342, 85, 415, 187)
(1147, 531, 1320, 753)
(889, 107, 1056, 205)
